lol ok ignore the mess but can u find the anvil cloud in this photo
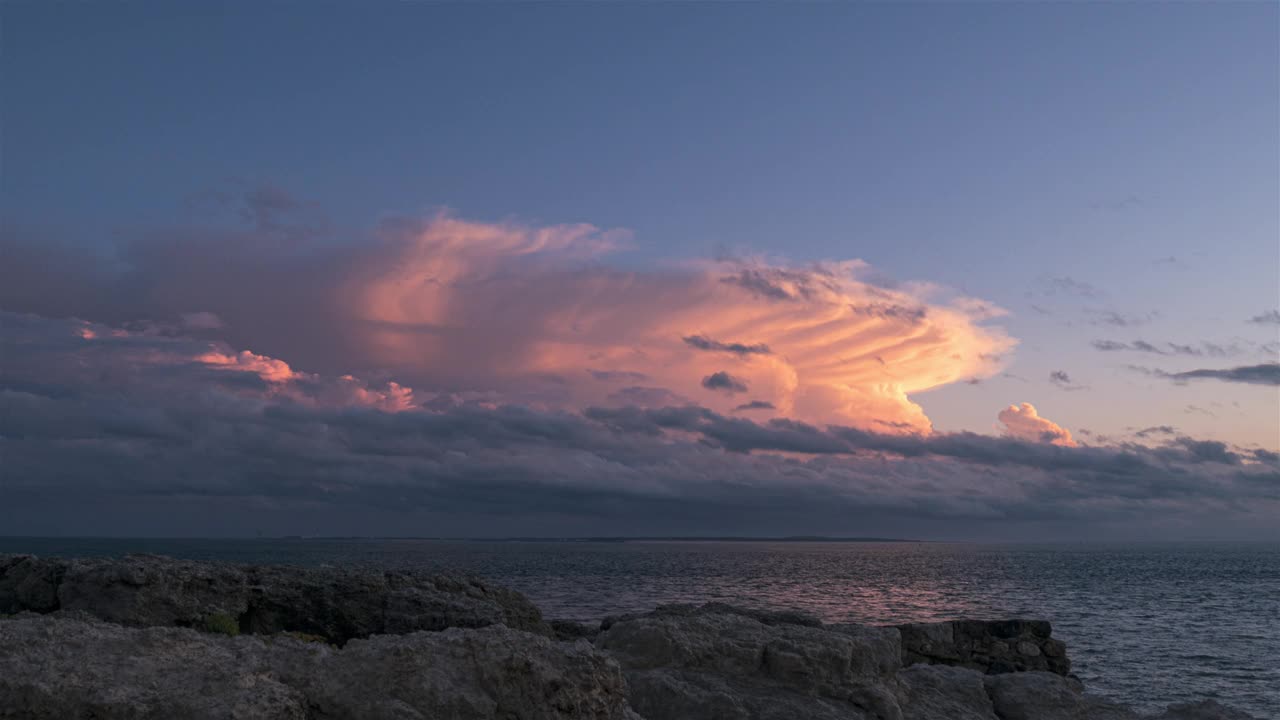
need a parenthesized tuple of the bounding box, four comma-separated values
(2, 214, 1015, 432)
(2, 310, 1276, 539)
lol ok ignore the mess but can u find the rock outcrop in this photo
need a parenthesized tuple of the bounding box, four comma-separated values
(897, 618, 1070, 676)
(0, 553, 550, 643)
(0, 555, 1260, 720)
(0, 614, 633, 720)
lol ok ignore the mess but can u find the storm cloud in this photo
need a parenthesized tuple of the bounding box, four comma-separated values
(1, 209, 1014, 433)
(2, 312, 1275, 539)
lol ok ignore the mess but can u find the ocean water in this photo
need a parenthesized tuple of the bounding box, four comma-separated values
(2, 538, 1276, 718)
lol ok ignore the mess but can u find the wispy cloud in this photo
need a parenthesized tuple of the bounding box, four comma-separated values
(1249, 309, 1280, 326)
(1049, 370, 1087, 391)
(1092, 339, 1246, 357)
(1132, 363, 1280, 387)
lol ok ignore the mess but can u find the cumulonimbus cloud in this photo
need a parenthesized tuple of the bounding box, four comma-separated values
(1, 211, 1016, 433)
(2, 311, 1275, 539)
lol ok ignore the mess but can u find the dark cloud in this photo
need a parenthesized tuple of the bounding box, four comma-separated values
(2, 311, 1277, 540)
(720, 269, 798, 301)
(701, 371, 748, 394)
(1158, 364, 1280, 386)
(1249, 310, 1280, 326)
(1086, 310, 1156, 327)
(588, 369, 650, 383)
(734, 401, 775, 412)
(1133, 425, 1177, 439)
(849, 302, 928, 323)
(1038, 275, 1100, 298)
(681, 334, 771, 356)
(1092, 339, 1244, 358)
(1049, 370, 1086, 391)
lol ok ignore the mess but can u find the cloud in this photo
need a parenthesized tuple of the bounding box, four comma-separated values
(1085, 309, 1156, 328)
(681, 335, 772, 356)
(1161, 363, 1280, 387)
(1091, 339, 1246, 358)
(1049, 370, 1086, 391)
(3, 312, 1276, 539)
(997, 403, 1076, 447)
(1249, 310, 1280, 326)
(1133, 425, 1177, 439)
(0, 310, 1274, 538)
(0, 210, 1014, 433)
(1037, 275, 1099, 298)
(735, 400, 776, 412)
(701, 371, 748, 394)
(180, 311, 224, 330)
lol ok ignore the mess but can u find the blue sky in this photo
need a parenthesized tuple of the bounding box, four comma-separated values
(1, 3, 1277, 537)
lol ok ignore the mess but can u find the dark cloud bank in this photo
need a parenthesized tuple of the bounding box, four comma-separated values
(2, 312, 1276, 540)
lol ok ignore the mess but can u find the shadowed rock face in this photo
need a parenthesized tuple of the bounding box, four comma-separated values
(897, 619, 1070, 676)
(0, 615, 634, 720)
(0, 553, 551, 643)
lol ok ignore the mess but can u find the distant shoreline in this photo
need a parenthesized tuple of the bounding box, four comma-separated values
(0, 535, 921, 543)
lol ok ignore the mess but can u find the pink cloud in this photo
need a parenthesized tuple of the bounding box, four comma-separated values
(336, 215, 1015, 432)
(2, 212, 1015, 433)
(998, 403, 1076, 446)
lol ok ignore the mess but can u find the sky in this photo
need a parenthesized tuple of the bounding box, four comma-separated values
(1, 3, 1277, 539)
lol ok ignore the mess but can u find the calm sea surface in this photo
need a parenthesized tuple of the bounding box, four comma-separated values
(2, 538, 1276, 717)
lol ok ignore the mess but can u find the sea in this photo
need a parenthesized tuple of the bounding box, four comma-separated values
(1, 538, 1276, 718)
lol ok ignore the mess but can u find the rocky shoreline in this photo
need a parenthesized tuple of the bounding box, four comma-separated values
(0, 554, 1258, 719)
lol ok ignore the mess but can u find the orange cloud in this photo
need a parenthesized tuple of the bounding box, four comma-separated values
(998, 403, 1076, 446)
(340, 215, 1016, 432)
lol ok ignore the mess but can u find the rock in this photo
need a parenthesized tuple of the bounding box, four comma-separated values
(552, 619, 602, 642)
(894, 665, 996, 720)
(0, 555, 64, 614)
(597, 603, 903, 720)
(897, 619, 1070, 676)
(0, 553, 552, 643)
(58, 554, 250, 627)
(983, 671, 1141, 720)
(0, 614, 634, 720)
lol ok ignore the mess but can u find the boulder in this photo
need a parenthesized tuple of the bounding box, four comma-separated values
(897, 619, 1070, 676)
(894, 665, 996, 720)
(597, 604, 904, 720)
(0, 555, 65, 614)
(0, 614, 634, 720)
(983, 671, 1141, 720)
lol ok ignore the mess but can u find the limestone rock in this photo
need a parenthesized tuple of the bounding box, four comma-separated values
(894, 665, 996, 720)
(897, 619, 1070, 675)
(0, 614, 633, 720)
(0, 555, 65, 614)
(983, 671, 1141, 720)
(0, 553, 552, 643)
(597, 603, 903, 720)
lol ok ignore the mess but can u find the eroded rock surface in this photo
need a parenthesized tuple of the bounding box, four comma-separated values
(0, 614, 633, 720)
(597, 603, 906, 720)
(0, 553, 551, 643)
(897, 619, 1070, 676)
